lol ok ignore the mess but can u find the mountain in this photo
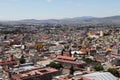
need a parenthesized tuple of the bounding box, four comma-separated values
(1, 16, 120, 25)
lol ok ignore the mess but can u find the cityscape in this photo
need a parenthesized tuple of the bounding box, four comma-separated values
(0, 0, 120, 80)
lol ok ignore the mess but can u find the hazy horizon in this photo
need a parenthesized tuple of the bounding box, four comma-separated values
(1, 15, 120, 21)
(0, 0, 120, 20)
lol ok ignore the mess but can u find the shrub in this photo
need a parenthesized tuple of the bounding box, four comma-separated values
(94, 65, 104, 71)
(107, 68, 119, 77)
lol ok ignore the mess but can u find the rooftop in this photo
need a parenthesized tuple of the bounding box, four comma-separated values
(57, 55, 76, 61)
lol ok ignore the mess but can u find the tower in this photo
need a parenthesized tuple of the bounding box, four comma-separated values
(100, 31, 104, 37)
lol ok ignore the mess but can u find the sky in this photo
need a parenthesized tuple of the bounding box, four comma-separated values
(0, 0, 120, 20)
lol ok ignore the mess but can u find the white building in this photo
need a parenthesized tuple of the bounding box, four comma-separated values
(82, 72, 118, 80)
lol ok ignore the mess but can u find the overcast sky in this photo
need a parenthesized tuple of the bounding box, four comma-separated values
(0, 0, 120, 20)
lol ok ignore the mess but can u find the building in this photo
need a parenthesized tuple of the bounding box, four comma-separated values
(11, 67, 60, 80)
(82, 72, 118, 80)
(54, 55, 85, 69)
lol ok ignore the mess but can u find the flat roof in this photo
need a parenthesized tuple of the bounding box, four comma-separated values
(13, 67, 58, 79)
(54, 59, 84, 65)
(57, 55, 76, 61)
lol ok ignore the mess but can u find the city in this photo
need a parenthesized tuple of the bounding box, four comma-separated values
(0, 23, 120, 80)
(0, 0, 120, 80)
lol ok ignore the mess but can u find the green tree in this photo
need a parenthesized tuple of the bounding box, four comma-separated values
(107, 68, 118, 77)
(19, 55, 26, 64)
(94, 65, 104, 71)
(47, 62, 63, 70)
(83, 58, 93, 63)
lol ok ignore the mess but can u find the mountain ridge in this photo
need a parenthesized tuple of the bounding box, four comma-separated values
(1, 15, 120, 24)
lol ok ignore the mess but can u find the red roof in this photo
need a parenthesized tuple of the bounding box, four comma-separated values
(13, 67, 58, 79)
(0, 60, 17, 66)
(11, 78, 22, 80)
(57, 55, 76, 61)
(42, 35, 49, 39)
(60, 78, 69, 80)
(54, 59, 84, 65)
(82, 77, 90, 80)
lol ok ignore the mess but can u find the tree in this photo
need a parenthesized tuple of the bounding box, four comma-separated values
(47, 62, 63, 70)
(94, 65, 104, 71)
(19, 55, 26, 64)
(61, 49, 65, 55)
(107, 68, 119, 77)
(69, 65, 75, 75)
(4, 35, 7, 40)
(83, 58, 93, 63)
(69, 49, 72, 57)
(35, 43, 43, 52)
(87, 37, 94, 41)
